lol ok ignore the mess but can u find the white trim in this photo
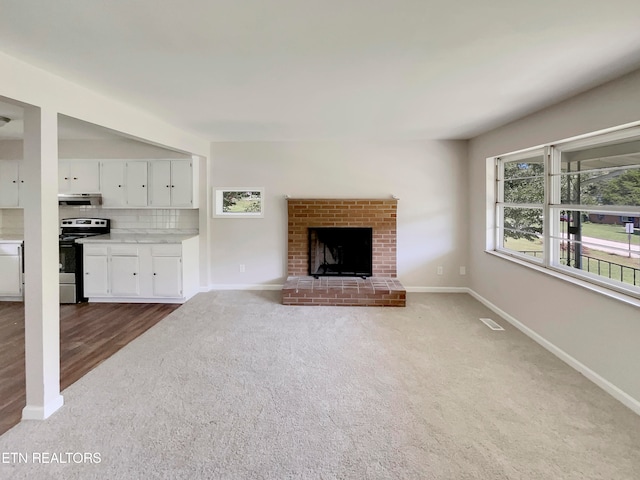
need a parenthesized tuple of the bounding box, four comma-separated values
(208, 284, 283, 291)
(22, 394, 64, 420)
(405, 286, 468, 293)
(496, 146, 546, 162)
(466, 287, 640, 417)
(88, 297, 185, 304)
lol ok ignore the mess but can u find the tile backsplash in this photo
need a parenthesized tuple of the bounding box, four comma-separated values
(60, 207, 200, 231)
(0, 208, 199, 234)
(0, 209, 24, 235)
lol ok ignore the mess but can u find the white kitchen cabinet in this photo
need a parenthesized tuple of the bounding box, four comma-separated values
(59, 160, 100, 193)
(0, 160, 23, 208)
(101, 160, 148, 207)
(111, 255, 140, 296)
(152, 256, 182, 297)
(83, 249, 109, 297)
(100, 159, 197, 208)
(0, 243, 23, 298)
(100, 161, 126, 207)
(148, 161, 171, 206)
(126, 161, 149, 207)
(82, 236, 198, 303)
(148, 159, 196, 208)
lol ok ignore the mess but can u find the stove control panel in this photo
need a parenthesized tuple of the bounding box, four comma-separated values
(61, 218, 109, 227)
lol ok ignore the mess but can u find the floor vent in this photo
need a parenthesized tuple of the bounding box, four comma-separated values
(479, 317, 504, 331)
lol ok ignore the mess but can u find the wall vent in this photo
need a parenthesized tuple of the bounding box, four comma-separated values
(479, 317, 504, 331)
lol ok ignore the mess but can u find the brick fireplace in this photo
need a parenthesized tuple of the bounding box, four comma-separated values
(283, 199, 406, 306)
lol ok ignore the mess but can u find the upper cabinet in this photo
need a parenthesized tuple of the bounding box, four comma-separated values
(101, 160, 149, 208)
(148, 159, 196, 208)
(99, 158, 198, 209)
(59, 160, 100, 193)
(0, 160, 23, 208)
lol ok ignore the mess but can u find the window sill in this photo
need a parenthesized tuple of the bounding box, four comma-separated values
(485, 250, 640, 308)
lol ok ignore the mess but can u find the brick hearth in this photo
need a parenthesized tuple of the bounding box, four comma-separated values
(284, 198, 406, 307)
(283, 276, 406, 307)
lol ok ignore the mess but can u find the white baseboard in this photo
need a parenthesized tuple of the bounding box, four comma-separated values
(22, 394, 64, 420)
(466, 288, 640, 417)
(208, 284, 284, 291)
(405, 286, 468, 293)
(0, 296, 24, 302)
(88, 297, 185, 304)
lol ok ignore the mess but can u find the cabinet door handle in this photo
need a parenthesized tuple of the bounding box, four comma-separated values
(153, 273, 157, 276)
(73, 177, 78, 180)
(12, 180, 16, 183)
(118, 184, 122, 188)
(166, 185, 170, 188)
(133, 272, 137, 276)
(171, 185, 175, 188)
(142, 184, 146, 187)
(64, 177, 69, 180)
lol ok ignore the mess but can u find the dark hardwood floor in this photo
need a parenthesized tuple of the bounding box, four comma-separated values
(0, 302, 180, 436)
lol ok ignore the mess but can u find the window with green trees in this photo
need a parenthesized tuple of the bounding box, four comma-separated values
(495, 127, 640, 298)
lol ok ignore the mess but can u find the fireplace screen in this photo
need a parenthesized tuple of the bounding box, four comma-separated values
(308, 227, 373, 277)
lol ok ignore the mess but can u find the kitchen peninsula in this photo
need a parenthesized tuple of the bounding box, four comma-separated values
(77, 231, 199, 303)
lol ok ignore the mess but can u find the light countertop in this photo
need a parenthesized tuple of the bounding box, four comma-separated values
(77, 232, 198, 244)
(0, 235, 24, 243)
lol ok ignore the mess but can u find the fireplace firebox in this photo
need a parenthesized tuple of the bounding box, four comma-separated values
(308, 227, 373, 277)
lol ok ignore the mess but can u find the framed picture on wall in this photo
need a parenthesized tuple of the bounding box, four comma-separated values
(214, 188, 264, 218)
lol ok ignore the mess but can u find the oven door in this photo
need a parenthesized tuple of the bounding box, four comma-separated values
(59, 243, 78, 303)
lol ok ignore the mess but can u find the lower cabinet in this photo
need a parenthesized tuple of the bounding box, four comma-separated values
(83, 252, 109, 297)
(83, 236, 199, 303)
(0, 243, 23, 298)
(111, 255, 141, 296)
(152, 255, 182, 297)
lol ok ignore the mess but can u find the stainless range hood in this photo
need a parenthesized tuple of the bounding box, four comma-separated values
(58, 193, 103, 206)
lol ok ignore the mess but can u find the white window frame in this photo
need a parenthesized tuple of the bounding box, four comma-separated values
(495, 147, 547, 264)
(490, 124, 640, 301)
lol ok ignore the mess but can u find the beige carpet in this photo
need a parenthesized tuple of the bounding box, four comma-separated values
(1, 291, 639, 479)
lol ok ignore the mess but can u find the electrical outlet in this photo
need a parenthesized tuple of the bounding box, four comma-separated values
(459, 266, 466, 275)
(437, 266, 443, 275)
(239, 264, 245, 273)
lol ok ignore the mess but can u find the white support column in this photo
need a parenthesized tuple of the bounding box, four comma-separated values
(196, 154, 210, 289)
(21, 106, 63, 420)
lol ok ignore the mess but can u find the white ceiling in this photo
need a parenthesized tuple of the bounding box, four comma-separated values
(1, 0, 640, 142)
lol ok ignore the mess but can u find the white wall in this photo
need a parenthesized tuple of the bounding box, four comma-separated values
(210, 140, 468, 289)
(468, 68, 640, 406)
(0, 139, 191, 160)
